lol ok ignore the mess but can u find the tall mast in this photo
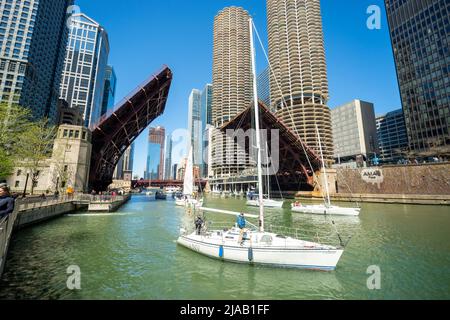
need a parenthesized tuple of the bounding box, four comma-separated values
(249, 18, 264, 232)
(316, 125, 331, 207)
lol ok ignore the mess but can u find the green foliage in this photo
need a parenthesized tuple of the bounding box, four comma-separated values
(0, 102, 33, 157)
(0, 148, 14, 179)
(0, 103, 56, 184)
(16, 118, 56, 193)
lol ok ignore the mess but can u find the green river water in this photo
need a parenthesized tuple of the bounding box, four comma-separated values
(0, 195, 449, 300)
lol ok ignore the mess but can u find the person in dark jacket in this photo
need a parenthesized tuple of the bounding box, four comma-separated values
(194, 216, 204, 235)
(0, 185, 15, 219)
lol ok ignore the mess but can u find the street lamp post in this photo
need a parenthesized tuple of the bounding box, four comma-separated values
(22, 169, 30, 198)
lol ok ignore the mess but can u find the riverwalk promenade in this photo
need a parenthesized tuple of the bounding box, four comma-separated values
(0, 194, 131, 278)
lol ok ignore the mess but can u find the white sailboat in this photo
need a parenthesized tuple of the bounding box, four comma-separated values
(291, 127, 361, 216)
(246, 197, 283, 208)
(175, 146, 203, 208)
(246, 142, 284, 208)
(176, 18, 345, 271)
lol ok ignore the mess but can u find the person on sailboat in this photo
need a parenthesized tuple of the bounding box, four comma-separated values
(195, 216, 204, 235)
(237, 213, 247, 245)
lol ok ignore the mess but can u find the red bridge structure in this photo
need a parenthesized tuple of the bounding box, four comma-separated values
(220, 101, 323, 192)
(89, 66, 173, 191)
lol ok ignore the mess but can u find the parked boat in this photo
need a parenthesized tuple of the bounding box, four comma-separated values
(155, 191, 167, 200)
(247, 198, 284, 208)
(291, 127, 361, 217)
(164, 186, 179, 195)
(246, 144, 284, 209)
(175, 147, 203, 208)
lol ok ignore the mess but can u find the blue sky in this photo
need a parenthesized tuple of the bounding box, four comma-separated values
(76, 0, 401, 178)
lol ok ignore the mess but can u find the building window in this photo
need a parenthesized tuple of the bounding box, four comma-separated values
(17, 169, 22, 176)
(82, 131, 86, 140)
(63, 129, 68, 137)
(74, 130, 79, 139)
(64, 165, 68, 173)
(32, 181, 38, 188)
(15, 181, 20, 188)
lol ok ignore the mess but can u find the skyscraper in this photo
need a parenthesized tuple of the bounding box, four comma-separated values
(201, 84, 213, 127)
(145, 126, 165, 180)
(122, 143, 134, 181)
(113, 143, 134, 181)
(201, 84, 212, 178)
(100, 65, 116, 117)
(385, 0, 450, 152)
(257, 67, 271, 107)
(164, 134, 173, 180)
(211, 7, 253, 179)
(172, 163, 178, 181)
(188, 89, 202, 166)
(0, 0, 73, 123)
(267, 0, 333, 161)
(331, 100, 378, 166)
(376, 109, 408, 163)
(59, 13, 109, 128)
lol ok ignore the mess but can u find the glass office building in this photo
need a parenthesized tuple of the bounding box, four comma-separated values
(257, 67, 271, 107)
(164, 134, 173, 180)
(100, 65, 116, 117)
(145, 126, 165, 180)
(188, 89, 202, 166)
(200, 84, 212, 178)
(146, 143, 161, 181)
(385, 0, 450, 152)
(0, 0, 73, 123)
(59, 13, 109, 128)
(376, 109, 409, 163)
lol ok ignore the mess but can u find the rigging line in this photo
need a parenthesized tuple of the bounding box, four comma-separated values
(265, 139, 285, 201)
(252, 20, 327, 205)
(251, 31, 343, 251)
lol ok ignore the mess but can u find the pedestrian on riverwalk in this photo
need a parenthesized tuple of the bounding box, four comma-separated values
(0, 185, 15, 220)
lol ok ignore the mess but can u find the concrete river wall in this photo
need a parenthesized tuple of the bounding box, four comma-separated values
(1, 194, 131, 279)
(335, 162, 450, 204)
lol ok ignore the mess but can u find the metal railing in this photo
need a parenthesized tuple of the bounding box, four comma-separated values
(265, 224, 341, 246)
(0, 206, 19, 276)
(17, 195, 74, 211)
(192, 221, 342, 247)
(16, 194, 130, 211)
(87, 194, 128, 203)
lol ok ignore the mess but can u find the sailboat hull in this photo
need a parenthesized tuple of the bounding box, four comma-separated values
(246, 199, 284, 208)
(177, 230, 343, 271)
(291, 204, 360, 216)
